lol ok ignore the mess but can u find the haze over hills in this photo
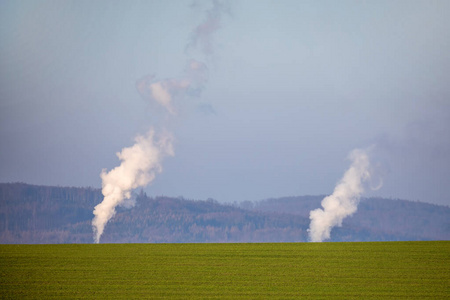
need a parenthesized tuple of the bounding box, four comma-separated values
(0, 183, 448, 244)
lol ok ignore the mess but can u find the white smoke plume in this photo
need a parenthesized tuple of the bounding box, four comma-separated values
(308, 148, 377, 242)
(92, 129, 174, 243)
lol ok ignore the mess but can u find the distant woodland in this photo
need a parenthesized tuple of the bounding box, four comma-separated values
(0, 183, 449, 244)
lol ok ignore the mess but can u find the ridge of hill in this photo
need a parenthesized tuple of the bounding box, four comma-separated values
(0, 183, 448, 243)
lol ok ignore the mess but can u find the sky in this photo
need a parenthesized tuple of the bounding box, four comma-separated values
(1, 0, 449, 206)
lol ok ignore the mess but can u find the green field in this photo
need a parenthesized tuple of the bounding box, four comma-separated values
(1, 242, 449, 299)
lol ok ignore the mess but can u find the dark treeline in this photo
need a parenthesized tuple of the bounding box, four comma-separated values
(0, 183, 448, 244)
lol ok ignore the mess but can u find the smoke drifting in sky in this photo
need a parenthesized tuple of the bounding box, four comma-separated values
(136, 0, 228, 114)
(187, 0, 229, 57)
(92, 130, 173, 243)
(136, 60, 208, 115)
(308, 149, 376, 242)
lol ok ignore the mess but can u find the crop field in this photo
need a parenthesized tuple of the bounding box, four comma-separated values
(0, 241, 449, 299)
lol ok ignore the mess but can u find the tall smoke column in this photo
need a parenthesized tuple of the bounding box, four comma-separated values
(308, 149, 374, 242)
(93, 0, 228, 243)
(92, 129, 174, 243)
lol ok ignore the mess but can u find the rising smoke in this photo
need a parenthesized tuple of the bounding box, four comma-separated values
(92, 130, 173, 243)
(92, 0, 228, 243)
(308, 148, 378, 242)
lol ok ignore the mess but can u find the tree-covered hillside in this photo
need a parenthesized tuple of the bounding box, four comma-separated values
(251, 196, 450, 241)
(0, 183, 448, 243)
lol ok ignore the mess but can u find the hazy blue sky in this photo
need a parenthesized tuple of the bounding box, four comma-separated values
(1, 0, 449, 205)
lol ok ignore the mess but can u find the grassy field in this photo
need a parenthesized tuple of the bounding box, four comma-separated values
(0, 241, 449, 299)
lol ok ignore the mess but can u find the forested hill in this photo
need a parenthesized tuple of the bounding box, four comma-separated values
(248, 196, 450, 241)
(0, 183, 449, 244)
